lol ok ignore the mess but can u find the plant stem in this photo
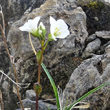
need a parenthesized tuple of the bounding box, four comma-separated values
(36, 94, 39, 110)
(37, 46, 44, 84)
(38, 63, 41, 84)
(28, 34, 39, 110)
(28, 34, 45, 110)
(28, 33, 37, 55)
(0, 24, 24, 110)
(36, 41, 44, 110)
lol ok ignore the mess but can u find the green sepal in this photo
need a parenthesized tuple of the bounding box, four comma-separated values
(48, 33, 54, 41)
(37, 26, 46, 40)
(39, 25, 46, 38)
(33, 82, 42, 96)
(31, 29, 39, 38)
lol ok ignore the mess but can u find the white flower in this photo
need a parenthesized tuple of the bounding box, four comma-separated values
(19, 16, 40, 36)
(50, 16, 70, 41)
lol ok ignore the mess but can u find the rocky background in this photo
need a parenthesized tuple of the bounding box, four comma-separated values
(0, 0, 110, 110)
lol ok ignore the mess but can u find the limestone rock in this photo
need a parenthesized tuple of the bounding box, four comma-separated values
(96, 31, 110, 39)
(86, 34, 96, 43)
(0, 0, 45, 21)
(0, 0, 46, 33)
(16, 99, 57, 110)
(7, 0, 87, 91)
(63, 55, 110, 110)
(26, 90, 36, 101)
(1, 0, 88, 109)
(82, 38, 101, 58)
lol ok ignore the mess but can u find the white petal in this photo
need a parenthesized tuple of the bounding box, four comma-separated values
(19, 16, 40, 32)
(50, 16, 57, 26)
(19, 22, 32, 32)
(32, 16, 40, 29)
(50, 16, 57, 33)
(50, 16, 58, 40)
(57, 19, 68, 30)
(57, 30, 70, 39)
(56, 19, 69, 39)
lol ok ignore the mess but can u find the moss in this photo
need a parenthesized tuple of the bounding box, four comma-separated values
(86, 1, 105, 9)
(78, 0, 110, 35)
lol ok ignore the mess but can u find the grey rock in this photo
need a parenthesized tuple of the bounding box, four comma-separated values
(101, 44, 110, 71)
(26, 90, 36, 101)
(97, 40, 110, 54)
(7, 0, 87, 90)
(66, 0, 76, 3)
(63, 55, 110, 110)
(96, 31, 110, 39)
(2, 81, 10, 92)
(86, 34, 96, 43)
(82, 38, 101, 58)
(39, 100, 57, 110)
(0, 0, 46, 21)
(0, 0, 46, 32)
(16, 99, 57, 110)
(22, 99, 35, 110)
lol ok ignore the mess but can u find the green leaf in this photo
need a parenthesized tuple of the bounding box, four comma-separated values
(41, 63, 60, 109)
(65, 82, 110, 110)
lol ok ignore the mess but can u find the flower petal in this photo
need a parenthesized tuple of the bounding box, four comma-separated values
(19, 16, 40, 33)
(57, 29, 70, 39)
(50, 16, 57, 27)
(31, 16, 40, 29)
(50, 16, 58, 40)
(57, 19, 68, 30)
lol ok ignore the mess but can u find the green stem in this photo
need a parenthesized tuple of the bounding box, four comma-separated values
(37, 40, 44, 84)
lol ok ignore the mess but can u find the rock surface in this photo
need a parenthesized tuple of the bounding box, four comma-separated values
(95, 31, 110, 39)
(1, 0, 110, 110)
(26, 90, 36, 101)
(7, 0, 87, 93)
(17, 99, 57, 110)
(63, 55, 110, 110)
(0, 0, 46, 33)
(16, 89, 57, 110)
(82, 38, 101, 58)
(1, 0, 88, 109)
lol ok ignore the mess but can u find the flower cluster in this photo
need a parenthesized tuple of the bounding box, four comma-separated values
(19, 16, 70, 41)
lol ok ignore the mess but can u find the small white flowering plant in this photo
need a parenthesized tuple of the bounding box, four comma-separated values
(19, 16, 70, 110)
(0, 4, 110, 110)
(19, 16, 110, 110)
